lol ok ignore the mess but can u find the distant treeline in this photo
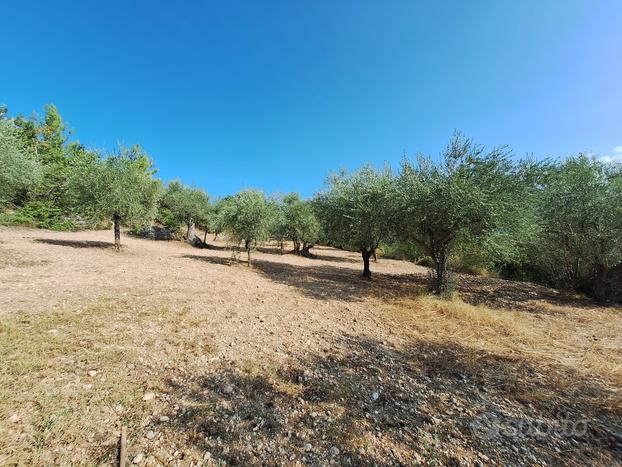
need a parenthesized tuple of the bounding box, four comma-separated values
(1, 104, 620, 303)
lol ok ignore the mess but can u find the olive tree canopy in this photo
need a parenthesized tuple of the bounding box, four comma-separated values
(314, 166, 394, 278)
(0, 118, 41, 207)
(160, 180, 210, 243)
(534, 155, 622, 302)
(220, 189, 270, 266)
(395, 132, 520, 295)
(67, 145, 161, 249)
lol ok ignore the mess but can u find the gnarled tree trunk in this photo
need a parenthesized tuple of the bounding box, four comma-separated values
(186, 221, 196, 244)
(361, 248, 374, 279)
(431, 249, 449, 295)
(113, 213, 121, 251)
(301, 242, 313, 256)
(246, 240, 252, 267)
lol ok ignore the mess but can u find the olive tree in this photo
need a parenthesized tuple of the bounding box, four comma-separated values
(68, 145, 161, 250)
(284, 194, 320, 256)
(160, 180, 210, 243)
(220, 189, 270, 266)
(0, 118, 41, 206)
(534, 155, 622, 302)
(209, 197, 231, 241)
(396, 132, 519, 295)
(314, 166, 394, 278)
(266, 197, 289, 253)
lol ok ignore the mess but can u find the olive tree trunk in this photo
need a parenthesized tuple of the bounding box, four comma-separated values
(361, 248, 373, 279)
(593, 264, 609, 303)
(186, 221, 196, 244)
(113, 213, 121, 251)
(431, 249, 450, 296)
(301, 242, 313, 256)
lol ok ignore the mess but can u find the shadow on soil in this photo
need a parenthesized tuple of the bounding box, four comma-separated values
(34, 238, 113, 249)
(183, 254, 377, 301)
(162, 335, 622, 466)
(182, 252, 600, 315)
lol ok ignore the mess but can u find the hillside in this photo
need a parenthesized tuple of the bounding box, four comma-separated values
(0, 226, 620, 466)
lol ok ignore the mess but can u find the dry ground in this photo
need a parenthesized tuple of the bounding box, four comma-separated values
(0, 226, 621, 466)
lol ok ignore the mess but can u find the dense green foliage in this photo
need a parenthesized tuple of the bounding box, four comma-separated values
(160, 180, 211, 241)
(395, 133, 522, 295)
(314, 166, 394, 278)
(530, 156, 622, 302)
(67, 146, 161, 248)
(1, 103, 621, 301)
(268, 193, 320, 255)
(0, 118, 41, 207)
(219, 190, 270, 265)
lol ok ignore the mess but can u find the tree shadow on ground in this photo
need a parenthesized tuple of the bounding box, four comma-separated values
(182, 252, 607, 313)
(183, 254, 377, 301)
(34, 238, 113, 249)
(161, 335, 622, 466)
(203, 243, 230, 251)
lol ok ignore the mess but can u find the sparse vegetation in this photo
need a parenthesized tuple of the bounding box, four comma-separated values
(1, 103, 621, 465)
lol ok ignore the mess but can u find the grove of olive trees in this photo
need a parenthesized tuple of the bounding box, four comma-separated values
(1, 104, 621, 302)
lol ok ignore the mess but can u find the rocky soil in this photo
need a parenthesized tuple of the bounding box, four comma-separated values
(0, 226, 620, 466)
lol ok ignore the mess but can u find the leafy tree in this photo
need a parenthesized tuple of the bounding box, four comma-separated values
(160, 180, 210, 243)
(395, 132, 520, 295)
(0, 118, 41, 206)
(266, 197, 289, 253)
(284, 194, 320, 256)
(39, 104, 68, 165)
(67, 145, 161, 250)
(314, 166, 394, 278)
(220, 190, 270, 266)
(209, 197, 232, 241)
(12, 105, 73, 206)
(533, 155, 622, 302)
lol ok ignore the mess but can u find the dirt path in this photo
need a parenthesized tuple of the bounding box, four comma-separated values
(0, 226, 620, 466)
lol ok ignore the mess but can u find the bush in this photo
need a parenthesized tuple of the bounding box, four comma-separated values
(0, 201, 76, 230)
(416, 256, 435, 268)
(382, 241, 421, 261)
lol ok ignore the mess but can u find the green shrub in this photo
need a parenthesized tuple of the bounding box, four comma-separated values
(0, 201, 76, 231)
(416, 256, 435, 268)
(382, 241, 421, 261)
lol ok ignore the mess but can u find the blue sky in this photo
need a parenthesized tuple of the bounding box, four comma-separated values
(2, 1, 621, 197)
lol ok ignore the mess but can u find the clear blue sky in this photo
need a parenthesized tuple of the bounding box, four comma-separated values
(2, 1, 621, 197)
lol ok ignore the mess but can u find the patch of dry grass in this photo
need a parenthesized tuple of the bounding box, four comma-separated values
(381, 294, 622, 410)
(0, 298, 214, 466)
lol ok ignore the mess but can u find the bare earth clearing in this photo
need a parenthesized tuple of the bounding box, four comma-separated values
(0, 226, 621, 466)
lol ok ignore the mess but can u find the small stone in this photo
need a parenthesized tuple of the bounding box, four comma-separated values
(87, 370, 97, 377)
(143, 392, 156, 402)
(47, 329, 59, 335)
(304, 443, 312, 452)
(132, 453, 144, 464)
(146, 430, 156, 440)
(330, 446, 340, 457)
(83, 384, 93, 390)
(223, 384, 234, 394)
(8, 414, 20, 423)
(371, 391, 380, 401)
(159, 415, 170, 422)
(203, 451, 212, 460)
